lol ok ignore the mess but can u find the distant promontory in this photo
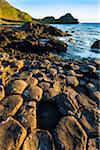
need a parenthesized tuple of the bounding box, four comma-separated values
(40, 13, 79, 24)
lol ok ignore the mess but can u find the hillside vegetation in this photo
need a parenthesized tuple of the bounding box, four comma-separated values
(0, 0, 33, 24)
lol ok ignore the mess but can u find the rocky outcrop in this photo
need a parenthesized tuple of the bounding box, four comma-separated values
(40, 13, 79, 24)
(0, 22, 68, 53)
(57, 13, 79, 24)
(91, 40, 100, 49)
(0, 50, 99, 149)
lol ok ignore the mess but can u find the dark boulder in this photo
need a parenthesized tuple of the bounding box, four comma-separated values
(47, 39, 68, 52)
(57, 13, 79, 24)
(91, 40, 100, 49)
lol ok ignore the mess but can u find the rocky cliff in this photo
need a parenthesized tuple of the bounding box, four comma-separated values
(40, 13, 79, 24)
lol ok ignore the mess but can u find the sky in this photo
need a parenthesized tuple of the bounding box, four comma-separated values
(7, 0, 100, 22)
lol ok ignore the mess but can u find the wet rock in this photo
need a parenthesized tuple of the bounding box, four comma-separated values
(47, 39, 68, 52)
(0, 85, 5, 101)
(69, 38, 76, 44)
(94, 59, 100, 68)
(23, 85, 43, 102)
(66, 31, 72, 36)
(6, 78, 27, 95)
(23, 129, 55, 150)
(91, 40, 100, 49)
(88, 65, 96, 72)
(66, 76, 79, 87)
(54, 116, 87, 150)
(0, 94, 23, 121)
(0, 117, 27, 150)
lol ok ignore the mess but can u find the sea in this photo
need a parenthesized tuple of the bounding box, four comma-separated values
(51, 23, 100, 60)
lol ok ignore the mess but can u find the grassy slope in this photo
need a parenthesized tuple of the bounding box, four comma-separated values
(0, 0, 34, 24)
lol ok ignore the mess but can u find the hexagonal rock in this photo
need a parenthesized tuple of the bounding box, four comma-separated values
(23, 129, 55, 150)
(19, 71, 33, 80)
(23, 85, 43, 102)
(15, 59, 24, 69)
(55, 93, 77, 116)
(79, 108, 99, 137)
(64, 86, 79, 109)
(66, 76, 79, 87)
(0, 117, 27, 150)
(54, 116, 87, 150)
(0, 85, 5, 101)
(26, 77, 38, 86)
(16, 101, 37, 130)
(50, 68, 57, 76)
(6, 79, 27, 95)
(0, 94, 23, 121)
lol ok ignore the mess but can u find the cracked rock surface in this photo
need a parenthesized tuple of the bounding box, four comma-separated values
(0, 50, 99, 150)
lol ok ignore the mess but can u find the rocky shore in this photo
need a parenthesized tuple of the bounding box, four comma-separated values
(0, 49, 99, 150)
(0, 22, 69, 53)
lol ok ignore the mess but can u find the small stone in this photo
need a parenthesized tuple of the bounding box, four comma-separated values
(67, 70, 76, 76)
(50, 68, 57, 76)
(23, 85, 43, 102)
(88, 138, 99, 150)
(88, 65, 96, 72)
(26, 77, 38, 86)
(6, 78, 27, 95)
(39, 81, 50, 91)
(19, 71, 33, 80)
(66, 76, 79, 87)
(15, 59, 24, 69)
(0, 117, 27, 150)
(70, 64, 80, 70)
(7, 67, 18, 76)
(0, 65, 4, 72)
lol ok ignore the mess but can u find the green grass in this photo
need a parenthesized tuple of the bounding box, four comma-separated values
(0, 0, 33, 24)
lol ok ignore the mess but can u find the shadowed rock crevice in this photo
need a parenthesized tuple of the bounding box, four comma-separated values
(37, 102, 62, 132)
